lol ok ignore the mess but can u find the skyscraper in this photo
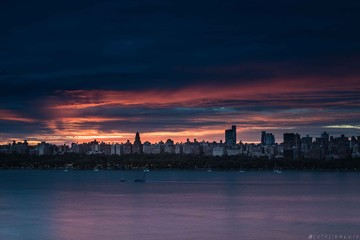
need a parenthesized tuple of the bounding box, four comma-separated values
(283, 133, 301, 149)
(320, 131, 330, 155)
(261, 131, 275, 145)
(261, 131, 266, 145)
(225, 125, 237, 146)
(283, 133, 301, 160)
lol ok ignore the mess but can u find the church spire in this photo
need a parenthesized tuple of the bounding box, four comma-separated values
(134, 131, 141, 144)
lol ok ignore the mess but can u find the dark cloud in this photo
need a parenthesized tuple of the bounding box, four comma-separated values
(0, 0, 359, 142)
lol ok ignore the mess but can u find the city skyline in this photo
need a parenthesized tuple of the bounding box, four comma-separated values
(2, 128, 358, 146)
(1, 0, 360, 145)
(3, 127, 359, 160)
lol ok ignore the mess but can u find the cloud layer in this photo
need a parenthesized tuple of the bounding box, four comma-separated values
(0, 0, 359, 144)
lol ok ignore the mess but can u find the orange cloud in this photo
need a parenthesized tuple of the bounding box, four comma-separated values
(0, 109, 35, 123)
(49, 76, 360, 110)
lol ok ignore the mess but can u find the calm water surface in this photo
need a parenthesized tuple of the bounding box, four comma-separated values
(0, 170, 359, 240)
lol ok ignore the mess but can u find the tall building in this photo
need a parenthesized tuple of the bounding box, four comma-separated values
(301, 135, 313, 157)
(261, 131, 275, 145)
(320, 131, 330, 155)
(225, 125, 237, 146)
(261, 131, 266, 145)
(283, 133, 301, 149)
(132, 131, 143, 154)
(283, 133, 301, 160)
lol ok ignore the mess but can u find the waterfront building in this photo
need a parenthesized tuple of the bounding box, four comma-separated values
(111, 143, 122, 155)
(123, 140, 132, 155)
(38, 142, 54, 155)
(164, 139, 175, 154)
(213, 146, 225, 157)
(225, 125, 237, 146)
(301, 135, 313, 158)
(143, 142, 163, 154)
(183, 139, 201, 155)
(132, 132, 143, 154)
(174, 143, 183, 154)
(226, 148, 241, 156)
(201, 142, 213, 156)
(261, 131, 275, 146)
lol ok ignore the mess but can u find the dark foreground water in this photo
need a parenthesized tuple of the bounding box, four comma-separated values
(0, 170, 359, 240)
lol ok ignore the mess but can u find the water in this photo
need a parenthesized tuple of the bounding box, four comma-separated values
(0, 170, 359, 240)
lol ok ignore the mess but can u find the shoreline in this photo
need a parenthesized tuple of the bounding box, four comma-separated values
(0, 167, 359, 172)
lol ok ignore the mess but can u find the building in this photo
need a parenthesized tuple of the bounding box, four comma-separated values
(301, 135, 313, 158)
(90, 140, 100, 154)
(9, 140, 29, 154)
(183, 139, 201, 155)
(225, 125, 237, 146)
(226, 148, 241, 156)
(213, 146, 225, 157)
(261, 131, 275, 146)
(175, 143, 183, 154)
(201, 142, 213, 156)
(164, 139, 175, 154)
(100, 142, 111, 155)
(38, 142, 53, 155)
(320, 131, 330, 155)
(111, 143, 122, 155)
(132, 132, 143, 154)
(143, 142, 163, 154)
(123, 140, 132, 155)
(283, 133, 301, 160)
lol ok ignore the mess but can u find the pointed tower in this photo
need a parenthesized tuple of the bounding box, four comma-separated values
(132, 131, 143, 154)
(134, 132, 141, 144)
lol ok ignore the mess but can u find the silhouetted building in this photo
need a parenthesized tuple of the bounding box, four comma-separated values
(283, 133, 301, 149)
(38, 142, 53, 155)
(301, 135, 313, 158)
(90, 140, 100, 153)
(174, 143, 183, 154)
(283, 133, 301, 160)
(143, 141, 163, 154)
(10, 140, 29, 154)
(183, 139, 200, 155)
(164, 139, 175, 154)
(213, 146, 225, 157)
(132, 132, 143, 154)
(111, 143, 122, 155)
(320, 131, 330, 155)
(123, 140, 132, 155)
(225, 125, 237, 146)
(329, 135, 350, 158)
(261, 131, 275, 145)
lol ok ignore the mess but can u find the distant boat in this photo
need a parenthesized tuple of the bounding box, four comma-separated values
(239, 170, 245, 173)
(63, 169, 68, 172)
(120, 177, 126, 182)
(93, 168, 100, 172)
(207, 168, 212, 173)
(273, 163, 282, 174)
(134, 169, 150, 182)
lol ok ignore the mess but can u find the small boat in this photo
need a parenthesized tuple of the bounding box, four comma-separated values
(134, 169, 150, 182)
(93, 168, 100, 172)
(120, 177, 126, 182)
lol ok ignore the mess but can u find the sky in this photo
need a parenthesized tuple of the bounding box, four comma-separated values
(0, 0, 360, 145)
